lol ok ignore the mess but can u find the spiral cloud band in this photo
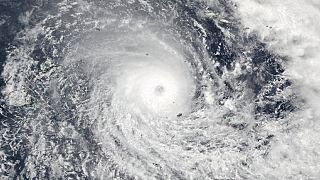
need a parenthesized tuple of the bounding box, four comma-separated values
(1, 0, 320, 179)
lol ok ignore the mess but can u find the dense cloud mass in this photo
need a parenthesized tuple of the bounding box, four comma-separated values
(0, 0, 319, 179)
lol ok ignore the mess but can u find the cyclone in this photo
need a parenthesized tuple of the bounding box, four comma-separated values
(1, 0, 320, 179)
(75, 31, 196, 119)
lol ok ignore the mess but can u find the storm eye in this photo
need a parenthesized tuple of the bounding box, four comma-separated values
(154, 85, 165, 96)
